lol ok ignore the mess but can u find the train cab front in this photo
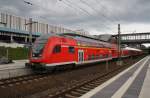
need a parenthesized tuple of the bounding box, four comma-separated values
(25, 35, 50, 71)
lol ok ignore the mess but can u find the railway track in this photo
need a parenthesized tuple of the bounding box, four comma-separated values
(0, 55, 145, 98)
(0, 74, 48, 88)
(47, 64, 127, 98)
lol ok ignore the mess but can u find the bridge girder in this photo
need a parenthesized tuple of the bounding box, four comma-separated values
(113, 32, 150, 45)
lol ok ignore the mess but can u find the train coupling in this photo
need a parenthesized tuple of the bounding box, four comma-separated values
(25, 62, 32, 68)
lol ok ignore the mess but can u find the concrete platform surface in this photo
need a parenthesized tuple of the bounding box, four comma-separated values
(0, 59, 32, 79)
(80, 56, 150, 98)
(0, 59, 28, 70)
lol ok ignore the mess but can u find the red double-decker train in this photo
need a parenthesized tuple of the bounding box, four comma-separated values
(26, 33, 142, 72)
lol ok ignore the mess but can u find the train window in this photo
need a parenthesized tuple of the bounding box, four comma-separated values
(109, 54, 112, 57)
(99, 54, 103, 58)
(69, 46, 75, 53)
(92, 54, 95, 59)
(53, 45, 61, 53)
(88, 55, 91, 60)
(106, 54, 108, 58)
(96, 55, 99, 59)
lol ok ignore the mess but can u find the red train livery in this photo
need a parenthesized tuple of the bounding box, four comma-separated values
(26, 33, 142, 71)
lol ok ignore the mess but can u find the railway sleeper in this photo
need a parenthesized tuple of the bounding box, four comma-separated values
(67, 92, 81, 97)
(87, 83, 98, 87)
(27, 80, 34, 82)
(8, 83, 14, 87)
(34, 78, 39, 81)
(17, 78, 24, 81)
(11, 79, 18, 82)
(78, 88, 89, 92)
(92, 81, 102, 84)
(84, 85, 95, 89)
(22, 81, 28, 84)
(80, 87, 91, 91)
(5, 80, 11, 83)
(15, 82, 21, 85)
(65, 94, 77, 98)
(90, 82, 101, 85)
(71, 91, 83, 96)
(75, 89, 88, 93)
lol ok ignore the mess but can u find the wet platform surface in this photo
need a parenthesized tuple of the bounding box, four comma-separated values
(80, 56, 150, 98)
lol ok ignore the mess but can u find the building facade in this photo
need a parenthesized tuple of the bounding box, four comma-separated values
(0, 12, 74, 34)
(0, 12, 77, 46)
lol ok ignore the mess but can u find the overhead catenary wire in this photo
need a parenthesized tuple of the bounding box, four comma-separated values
(79, 0, 116, 25)
(79, 0, 115, 30)
(64, 0, 113, 30)
(24, 0, 113, 32)
(94, 0, 121, 21)
(64, 0, 93, 16)
(60, 0, 89, 16)
(24, 0, 91, 25)
(23, 0, 57, 16)
(78, 0, 121, 34)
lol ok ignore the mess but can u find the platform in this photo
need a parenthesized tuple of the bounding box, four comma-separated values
(0, 60, 32, 79)
(0, 60, 28, 70)
(80, 55, 150, 98)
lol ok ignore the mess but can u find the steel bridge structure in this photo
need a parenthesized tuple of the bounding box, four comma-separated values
(113, 32, 150, 50)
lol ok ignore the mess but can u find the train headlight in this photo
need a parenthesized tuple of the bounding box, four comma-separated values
(39, 54, 42, 57)
(32, 54, 35, 57)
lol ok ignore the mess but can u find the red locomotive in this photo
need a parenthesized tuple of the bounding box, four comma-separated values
(26, 33, 142, 71)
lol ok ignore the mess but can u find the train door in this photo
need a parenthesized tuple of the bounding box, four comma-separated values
(78, 50, 84, 62)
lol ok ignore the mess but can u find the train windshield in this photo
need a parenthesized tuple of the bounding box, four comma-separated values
(32, 38, 48, 57)
(31, 34, 56, 57)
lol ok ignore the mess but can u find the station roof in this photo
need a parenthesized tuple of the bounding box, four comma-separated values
(0, 27, 41, 36)
(94, 34, 113, 42)
(123, 47, 142, 51)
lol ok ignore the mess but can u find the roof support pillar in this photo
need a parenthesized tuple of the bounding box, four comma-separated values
(10, 34, 14, 43)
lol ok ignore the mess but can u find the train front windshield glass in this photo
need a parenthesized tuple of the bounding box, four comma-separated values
(32, 39, 48, 57)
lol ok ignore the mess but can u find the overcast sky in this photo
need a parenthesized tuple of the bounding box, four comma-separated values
(0, 0, 150, 35)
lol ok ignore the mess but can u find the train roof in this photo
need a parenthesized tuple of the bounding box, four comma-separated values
(39, 33, 113, 42)
(59, 33, 112, 48)
(59, 33, 106, 42)
(38, 33, 112, 48)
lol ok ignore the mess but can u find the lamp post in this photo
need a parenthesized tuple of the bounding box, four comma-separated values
(25, 18, 37, 50)
(24, 1, 37, 50)
(117, 24, 122, 65)
(118, 24, 121, 58)
(29, 18, 32, 46)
